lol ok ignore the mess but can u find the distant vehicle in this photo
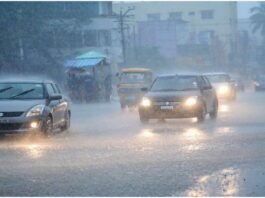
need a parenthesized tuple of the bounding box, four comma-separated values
(117, 68, 153, 109)
(204, 72, 236, 101)
(0, 80, 71, 136)
(232, 75, 245, 92)
(138, 74, 218, 123)
(253, 75, 265, 91)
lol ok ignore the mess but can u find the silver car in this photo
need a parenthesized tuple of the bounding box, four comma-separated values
(0, 80, 71, 136)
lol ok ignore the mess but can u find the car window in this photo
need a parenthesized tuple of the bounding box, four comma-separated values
(151, 76, 199, 92)
(0, 83, 44, 100)
(46, 83, 56, 95)
(202, 76, 212, 88)
(53, 84, 61, 94)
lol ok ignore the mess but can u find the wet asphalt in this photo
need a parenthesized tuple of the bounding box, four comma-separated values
(1, 91, 265, 196)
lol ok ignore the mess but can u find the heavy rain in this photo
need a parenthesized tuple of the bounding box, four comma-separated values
(1, 1, 265, 197)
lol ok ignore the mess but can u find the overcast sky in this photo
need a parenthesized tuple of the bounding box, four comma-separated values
(237, 1, 258, 19)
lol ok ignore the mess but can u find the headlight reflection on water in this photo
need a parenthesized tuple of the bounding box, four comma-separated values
(185, 168, 239, 196)
(26, 143, 43, 159)
(219, 104, 230, 113)
(138, 128, 156, 139)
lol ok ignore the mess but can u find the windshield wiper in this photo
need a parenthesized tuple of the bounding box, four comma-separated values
(152, 89, 178, 92)
(9, 88, 35, 99)
(0, 86, 13, 93)
(180, 88, 197, 91)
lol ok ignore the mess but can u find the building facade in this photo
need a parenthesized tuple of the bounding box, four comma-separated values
(113, 1, 238, 67)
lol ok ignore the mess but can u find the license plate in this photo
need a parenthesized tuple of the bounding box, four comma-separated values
(160, 106, 174, 110)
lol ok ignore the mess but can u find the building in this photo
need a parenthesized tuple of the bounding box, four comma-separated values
(113, 2, 238, 67)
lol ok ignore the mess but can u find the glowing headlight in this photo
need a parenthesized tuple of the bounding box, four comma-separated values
(218, 85, 230, 94)
(140, 97, 151, 107)
(185, 97, 198, 107)
(30, 121, 39, 128)
(26, 104, 45, 117)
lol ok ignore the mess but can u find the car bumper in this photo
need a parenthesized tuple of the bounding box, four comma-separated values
(0, 116, 44, 134)
(139, 104, 201, 119)
(119, 94, 143, 106)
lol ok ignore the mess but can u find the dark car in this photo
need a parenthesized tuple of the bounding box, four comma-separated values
(138, 74, 218, 123)
(204, 72, 236, 101)
(0, 80, 71, 136)
(253, 75, 265, 91)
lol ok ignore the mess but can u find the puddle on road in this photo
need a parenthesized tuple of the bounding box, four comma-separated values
(0, 135, 57, 159)
(180, 168, 240, 196)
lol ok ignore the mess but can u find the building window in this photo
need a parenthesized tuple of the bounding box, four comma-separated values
(99, 2, 112, 16)
(98, 30, 112, 47)
(189, 11, 195, 16)
(169, 12, 182, 20)
(84, 30, 98, 46)
(201, 10, 214, 19)
(147, 13, 160, 21)
(84, 30, 112, 47)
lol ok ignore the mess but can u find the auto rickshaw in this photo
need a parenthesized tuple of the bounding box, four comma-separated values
(117, 68, 153, 109)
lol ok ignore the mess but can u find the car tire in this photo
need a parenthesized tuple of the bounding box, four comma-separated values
(120, 102, 126, 110)
(209, 100, 218, 119)
(42, 116, 53, 137)
(197, 105, 206, 123)
(61, 111, 71, 132)
(139, 114, 149, 124)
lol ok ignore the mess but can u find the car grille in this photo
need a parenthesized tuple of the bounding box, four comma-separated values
(0, 123, 23, 130)
(0, 112, 24, 117)
(152, 96, 184, 103)
(119, 88, 141, 94)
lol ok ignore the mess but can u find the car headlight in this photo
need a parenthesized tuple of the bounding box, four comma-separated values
(254, 81, 260, 86)
(26, 104, 45, 117)
(218, 85, 230, 94)
(184, 97, 198, 107)
(140, 97, 152, 107)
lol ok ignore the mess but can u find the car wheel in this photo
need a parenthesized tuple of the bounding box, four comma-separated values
(120, 102, 126, 110)
(42, 116, 53, 137)
(197, 105, 206, 123)
(61, 111, 71, 132)
(139, 114, 149, 124)
(209, 100, 218, 119)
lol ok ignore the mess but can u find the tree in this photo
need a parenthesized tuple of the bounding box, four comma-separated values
(250, 2, 265, 36)
(250, 2, 265, 66)
(0, 2, 92, 80)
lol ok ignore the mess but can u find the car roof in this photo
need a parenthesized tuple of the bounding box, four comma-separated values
(157, 73, 201, 78)
(0, 79, 55, 84)
(203, 72, 229, 76)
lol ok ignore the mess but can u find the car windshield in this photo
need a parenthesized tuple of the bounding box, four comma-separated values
(120, 72, 151, 83)
(151, 76, 199, 92)
(0, 83, 44, 100)
(206, 74, 231, 83)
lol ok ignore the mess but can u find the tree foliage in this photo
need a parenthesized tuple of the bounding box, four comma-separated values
(0, 2, 92, 80)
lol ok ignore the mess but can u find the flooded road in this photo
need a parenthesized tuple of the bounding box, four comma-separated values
(1, 91, 265, 196)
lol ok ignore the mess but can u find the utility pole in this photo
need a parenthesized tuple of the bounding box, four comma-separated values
(115, 6, 135, 64)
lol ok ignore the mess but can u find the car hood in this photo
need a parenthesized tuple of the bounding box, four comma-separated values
(146, 90, 201, 102)
(0, 99, 46, 112)
(211, 82, 231, 88)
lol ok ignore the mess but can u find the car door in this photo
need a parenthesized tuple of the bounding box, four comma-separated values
(198, 76, 213, 112)
(202, 76, 216, 112)
(45, 83, 61, 126)
(53, 83, 68, 124)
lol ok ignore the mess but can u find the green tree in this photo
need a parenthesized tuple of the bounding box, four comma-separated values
(250, 2, 265, 66)
(0, 2, 92, 80)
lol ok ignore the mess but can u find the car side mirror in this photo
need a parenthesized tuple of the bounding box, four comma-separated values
(141, 87, 149, 92)
(49, 95, 62, 101)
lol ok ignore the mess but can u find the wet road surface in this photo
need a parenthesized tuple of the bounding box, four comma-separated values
(1, 91, 265, 196)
